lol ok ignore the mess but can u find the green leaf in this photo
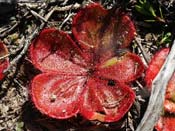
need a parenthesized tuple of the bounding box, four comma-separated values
(160, 32, 171, 44)
(149, 6, 156, 17)
(159, 5, 164, 19)
(135, 0, 157, 18)
(15, 122, 24, 131)
(135, 5, 151, 16)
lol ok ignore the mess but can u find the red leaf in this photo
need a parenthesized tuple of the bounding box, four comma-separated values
(80, 78, 135, 122)
(95, 52, 144, 82)
(31, 72, 86, 119)
(155, 116, 175, 131)
(0, 41, 9, 80)
(145, 48, 169, 88)
(164, 72, 175, 113)
(72, 3, 136, 64)
(30, 28, 87, 75)
(164, 100, 175, 113)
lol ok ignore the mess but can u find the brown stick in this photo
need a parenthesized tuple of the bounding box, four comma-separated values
(53, 3, 81, 12)
(135, 37, 150, 65)
(136, 40, 175, 131)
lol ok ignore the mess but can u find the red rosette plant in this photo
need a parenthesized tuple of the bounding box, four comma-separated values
(155, 116, 175, 131)
(29, 3, 144, 122)
(0, 41, 9, 80)
(145, 48, 175, 130)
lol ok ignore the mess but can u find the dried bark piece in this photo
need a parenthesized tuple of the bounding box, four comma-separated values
(145, 48, 175, 130)
(145, 48, 175, 113)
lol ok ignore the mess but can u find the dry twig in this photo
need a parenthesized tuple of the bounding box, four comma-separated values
(59, 12, 74, 29)
(28, 8, 47, 22)
(0, 54, 9, 61)
(53, 3, 81, 12)
(136, 40, 175, 131)
(135, 37, 150, 65)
